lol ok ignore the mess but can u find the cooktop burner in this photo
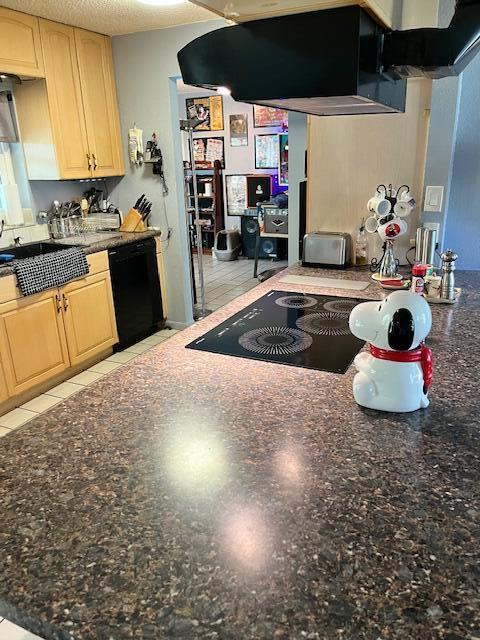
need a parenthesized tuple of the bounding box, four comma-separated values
(186, 291, 365, 373)
(239, 326, 313, 356)
(296, 312, 351, 337)
(323, 298, 359, 315)
(275, 294, 318, 309)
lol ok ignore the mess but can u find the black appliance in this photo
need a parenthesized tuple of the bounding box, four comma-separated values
(241, 212, 286, 260)
(187, 290, 365, 373)
(108, 238, 163, 349)
(247, 175, 271, 208)
(178, 1, 480, 116)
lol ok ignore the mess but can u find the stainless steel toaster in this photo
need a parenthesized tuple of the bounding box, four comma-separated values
(302, 232, 352, 268)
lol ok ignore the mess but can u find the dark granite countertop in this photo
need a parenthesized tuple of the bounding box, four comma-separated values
(0, 266, 479, 640)
(0, 230, 161, 278)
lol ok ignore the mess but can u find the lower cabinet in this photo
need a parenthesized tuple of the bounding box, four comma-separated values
(61, 271, 118, 367)
(0, 263, 118, 402)
(0, 290, 70, 396)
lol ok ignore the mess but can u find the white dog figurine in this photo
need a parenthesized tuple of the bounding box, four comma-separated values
(349, 290, 433, 413)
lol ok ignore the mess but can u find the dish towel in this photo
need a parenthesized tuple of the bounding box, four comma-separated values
(14, 247, 89, 297)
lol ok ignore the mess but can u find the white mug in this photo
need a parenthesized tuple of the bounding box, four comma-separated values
(394, 200, 413, 218)
(377, 217, 408, 242)
(368, 196, 391, 217)
(365, 216, 380, 233)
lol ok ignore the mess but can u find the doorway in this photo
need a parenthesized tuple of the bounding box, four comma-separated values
(175, 79, 290, 316)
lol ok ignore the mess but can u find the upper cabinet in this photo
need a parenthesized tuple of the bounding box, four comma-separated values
(190, 0, 395, 27)
(9, 11, 124, 180)
(74, 29, 124, 178)
(0, 7, 44, 77)
(36, 20, 91, 180)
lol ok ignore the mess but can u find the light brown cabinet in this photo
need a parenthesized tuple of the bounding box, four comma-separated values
(0, 251, 118, 402)
(61, 271, 118, 367)
(190, 0, 395, 26)
(13, 15, 124, 180)
(0, 7, 44, 78)
(37, 19, 91, 180)
(0, 290, 70, 396)
(74, 29, 124, 178)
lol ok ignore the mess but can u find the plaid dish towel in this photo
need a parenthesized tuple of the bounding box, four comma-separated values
(14, 247, 89, 296)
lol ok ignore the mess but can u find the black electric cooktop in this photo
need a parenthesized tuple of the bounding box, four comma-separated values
(186, 291, 365, 374)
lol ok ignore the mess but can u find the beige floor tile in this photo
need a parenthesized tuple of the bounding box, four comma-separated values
(46, 381, 83, 399)
(123, 343, 152, 355)
(88, 361, 122, 375)
(0, 408, 37, 429)
(156, 329, 179, 338)
(141, 334, 168, 346)
(106, 351, 138, 364)
(69, 370, 104, 386)
(0, 618, 44, 639)
(0, 426, 11, 438)
(21, 394, 61, 413)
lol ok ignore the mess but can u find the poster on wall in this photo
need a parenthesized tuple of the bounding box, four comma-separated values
(253, 105, 288, 128)
(279, 133, 289, 186)
(186, 95, 224, 131)
(226, 175, 248, 216)
(255, 134, 279, 169)
(229, 114, 248, 147)
(192, 137, 225, 168)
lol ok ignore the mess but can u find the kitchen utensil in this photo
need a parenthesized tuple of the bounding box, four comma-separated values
(440, 249, 458, 300)
(302, 232, 352, 268)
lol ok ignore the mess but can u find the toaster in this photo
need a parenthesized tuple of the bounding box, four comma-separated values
(302, 232, 352, 268)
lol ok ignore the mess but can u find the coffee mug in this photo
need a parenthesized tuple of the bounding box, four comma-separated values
(394, 200, 413, 218)
(368, 196, 391, 217)
(365, 216, 379, 233)
(424, 275, 442, 298)
(377, 217, 408, 242)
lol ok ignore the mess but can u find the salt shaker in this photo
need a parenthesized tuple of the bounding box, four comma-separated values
(440, 249, 458, 300)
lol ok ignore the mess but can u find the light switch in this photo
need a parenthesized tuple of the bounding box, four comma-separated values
(424, 186, 444, 212)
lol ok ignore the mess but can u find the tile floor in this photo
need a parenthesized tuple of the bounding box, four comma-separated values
(194, 253, 288, 311)
(0, 328, 180, 438)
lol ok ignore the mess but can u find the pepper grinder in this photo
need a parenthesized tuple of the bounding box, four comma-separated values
(440, 249, 458, 300)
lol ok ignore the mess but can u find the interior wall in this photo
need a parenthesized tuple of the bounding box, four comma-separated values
(420, 0, 458, 249)
(307, 79, 432, 263)
(177, 89, 284, 232)
(443, 50, 480, 270)
(110, 19, 226, 327)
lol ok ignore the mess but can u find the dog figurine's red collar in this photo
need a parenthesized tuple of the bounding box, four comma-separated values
(370, 344, 434, 391)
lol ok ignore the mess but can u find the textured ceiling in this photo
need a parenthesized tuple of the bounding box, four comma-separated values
(0, 0, 217, 35)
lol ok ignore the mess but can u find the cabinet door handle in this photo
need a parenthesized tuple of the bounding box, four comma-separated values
(55, 294, 62, 314)
(86, 153, 92, 170)
(92, 153, 98, 170)
(62, 293, 69, 312)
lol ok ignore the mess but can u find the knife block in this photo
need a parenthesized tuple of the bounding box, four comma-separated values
(120, 208, 147, 233)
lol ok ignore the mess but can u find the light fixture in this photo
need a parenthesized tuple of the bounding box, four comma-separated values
(217, 86, 231, 96)
(137, 0, 185, 5)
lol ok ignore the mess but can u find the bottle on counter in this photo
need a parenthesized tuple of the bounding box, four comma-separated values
(355, 218, 368, 266)
(411, 264, 427, 295)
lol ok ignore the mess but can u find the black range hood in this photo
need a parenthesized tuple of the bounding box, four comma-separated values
(178, 0, 480, 116)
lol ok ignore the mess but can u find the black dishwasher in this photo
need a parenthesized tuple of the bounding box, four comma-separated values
(108, 238, 163, 349)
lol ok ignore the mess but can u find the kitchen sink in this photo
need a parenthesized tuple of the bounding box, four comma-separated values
(3, 241, 79, 260)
